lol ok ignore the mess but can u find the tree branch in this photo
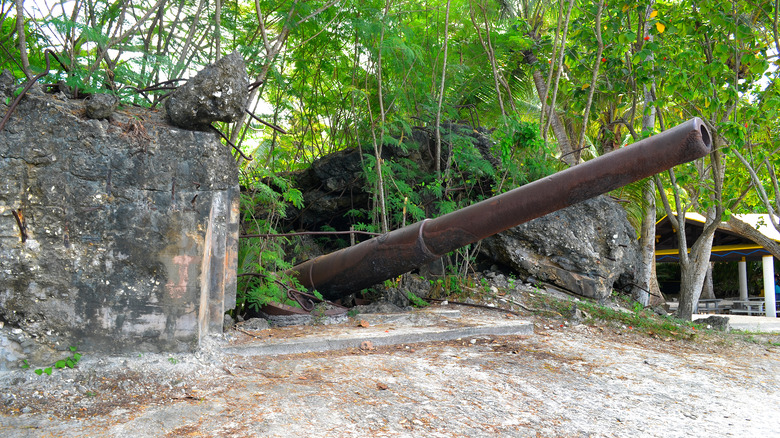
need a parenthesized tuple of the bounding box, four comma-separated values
(296, 0, 339, 25)
(577, 0, 604, 153)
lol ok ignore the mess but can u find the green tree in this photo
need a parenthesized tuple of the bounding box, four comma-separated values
(7, 0, 779, 315)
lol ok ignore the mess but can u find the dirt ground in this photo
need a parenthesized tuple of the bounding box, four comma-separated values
(1, 307, 779, 438)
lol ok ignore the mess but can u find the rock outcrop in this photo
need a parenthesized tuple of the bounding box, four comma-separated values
(0, 90, 239, 369)
(84, 93, 119, 119)
(281, 125, 496, 233)
(165, 51, 249, 130)
(480, 195, 640, 302)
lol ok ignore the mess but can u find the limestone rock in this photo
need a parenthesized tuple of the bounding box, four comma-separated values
(353, 302, 406, 314)
(84, 93, 118, 119)
(283, 124, 496, 233)
(165, 51, 249, 130)
(0, 69, 15, 98)
(697, 315, 730, 331)
(480, 195, 640, 302)
(238, 318, 270, 331)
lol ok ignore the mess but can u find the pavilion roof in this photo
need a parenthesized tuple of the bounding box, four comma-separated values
(655, 213, 780, 262)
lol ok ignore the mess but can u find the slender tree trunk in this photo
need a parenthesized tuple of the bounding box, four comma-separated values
(175, 0, 206, 77)
(656, 159, 724, 320)
(528, 67, 575, 165)
(228, 20, 291, 147)
(480, 6, 515, 114)
(648, 262, 665, 307)
(576, 0, 604, 159)
(676, 227, 716, 319)
(15, 0, 31, 79)
(371, 0, 392, 234)
(539, 0, 563, 132)
(701, 263, 715, 300)
(634, 0, 661, 307)
(635, 180, 656, 306)
(640, 1, 658, 132)
(469, 1, 507, 124)
(215, 0, 221, 60)
(229, 0, 337, 157)
(542, 0, 574, 144)
(435, 0, 451, 176)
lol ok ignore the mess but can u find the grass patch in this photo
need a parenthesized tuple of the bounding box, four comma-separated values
(577, 300, 701, 340)
(527, 293, 703, 341)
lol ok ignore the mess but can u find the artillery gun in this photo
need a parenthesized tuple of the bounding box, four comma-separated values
(288, 118, 712, 301)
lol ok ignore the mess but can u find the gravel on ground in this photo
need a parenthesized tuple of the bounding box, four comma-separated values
(1, 306, 779, 438)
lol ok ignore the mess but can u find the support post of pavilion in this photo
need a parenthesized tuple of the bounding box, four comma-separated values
(738, 257, 748, 301)
(762, 255, 776, 318)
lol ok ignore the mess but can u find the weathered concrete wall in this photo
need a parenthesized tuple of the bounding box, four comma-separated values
(0, 93, 238, 368)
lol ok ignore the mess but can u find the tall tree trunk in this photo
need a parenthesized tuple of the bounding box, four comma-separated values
(175, 0, 206, 78)
(435, 0, 451, 176)
(469, 1, 508, 124)
(676, 229, 716, 319)
(701, 263, 715, 300)
(215, 0, 222, 60)
(15, 0, 31, 79)
(635, 180, 656, 306)
(657, 161, 724, 320)
(542, 0, 574, 147)
(576, 0, 604, 160)
(371, 0, 392, 234)
(528, 66, 575, 166)
(635, 1, 659, 307)
(230, 0, 337, 151)
(648, 262, 665, 307)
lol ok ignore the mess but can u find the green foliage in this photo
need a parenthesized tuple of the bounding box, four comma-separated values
(22, 346, 82, 375)
(495, 118, 557, 188)
(236, 167, 310, 313)
(407, 291, 429, 308)
(8, 0, 780, 318)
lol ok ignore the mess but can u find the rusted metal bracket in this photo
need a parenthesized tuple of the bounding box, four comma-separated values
(288, 118, 713, 300)
(12, 209, 27, 243)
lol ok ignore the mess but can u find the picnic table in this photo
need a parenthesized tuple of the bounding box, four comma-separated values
(730, 300, 765, 316)
(697, 299, 727, 314)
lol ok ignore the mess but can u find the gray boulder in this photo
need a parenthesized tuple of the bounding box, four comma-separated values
(165, 51, 249, 130)
(84, 93, 118, 119)
(480, 195, 640, 302)
(696, 315, 730, 331)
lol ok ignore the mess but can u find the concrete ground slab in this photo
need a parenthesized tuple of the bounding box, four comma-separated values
(224, 307, 533, 356)
(693, 314, 780, 332)
(2, 306, 780, 437)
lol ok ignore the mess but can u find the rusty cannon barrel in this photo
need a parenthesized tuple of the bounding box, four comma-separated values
(289, 118, 712, 300)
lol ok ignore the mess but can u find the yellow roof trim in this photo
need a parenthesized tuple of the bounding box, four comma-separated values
(656, 244, 765, 256)
(655, 213, 707, 226)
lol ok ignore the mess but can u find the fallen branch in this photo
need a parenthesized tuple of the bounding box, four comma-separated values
(245, 109, 288, 134)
